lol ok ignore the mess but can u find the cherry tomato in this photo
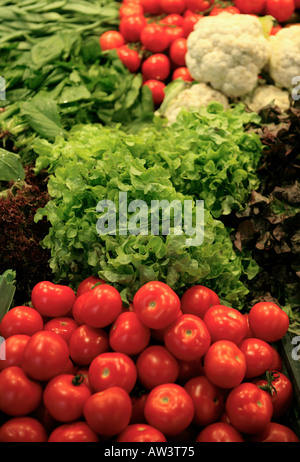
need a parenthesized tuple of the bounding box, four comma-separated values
(83, 387, 132, 436)
(142, 54, 171, 81)
(81, 284, 122, 328)
(0, 334, 30, 371)
(239, 338, 273, 379)
(141, 0, 162, 14)
(31, 281, 76, 318)
(265, 0, 295, 23)
(140, 24, 169, 52)
(248, 302, 289, 343)
(181, 285, 220, 319)
(160, 0, 186, 14)
(88, 352, 137, 393)
(251, 422, 299, 443)
(254, 371, 293, 419)
(160, 13, 184, 26)
(164, 314, 211, 361)
(109, 311, 150, 356)
(136, 345, 179, 389)
(233, 0, 265, 14)
(0, 366, 43, 416)
(226, 383, 273, 434)
(21, 331, 69, 381)
(0, 417, 48, 442)
(143, 80, 166, 106)
(196, 422, 245, 442)
(182, 13, 202, 37)
(117, 424, 167, 442)
(184, 376, 225, 426)
(203, 305, 248, 345)
(144, 383, 194, 436)
(76, 276, 105, 298)
(120, 14, 147, 43)
(99, 31, 125, 52)
(119, 2, 144, 17)
(117, 45, 142, 73)
(204, 340, 246, 389)
(133, 281, 181, 329)
(172, 67, 193, 81)
(48, 421, 99, 442)
(185, 0, 213, 13)
(43, 317, 78, 345)
(69, 324, 109, 366)
(0, 306, 43, 339)
(169, 37, 187, 66)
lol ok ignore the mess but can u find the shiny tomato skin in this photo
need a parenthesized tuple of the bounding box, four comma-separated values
(204, 340, 246, 389)
(72, 291, 89, 326)
(160, 13, 184, 25)
(48, 421, 99, 442)
(203, 305, 248, 345)
(21, 331, 69, 382)
(119, 2, 144, 17)
(160, 0, 186, 14)
(0, 334, 30, 371)
(133, 281, 181, 330)
(109, 311, 150, 356)
(99, 31, 125, 51)
(265, 0, 295, 23)
(83, 387, 132, 436)
(43, 374, 91, 422)
(233, 0, 265, 14)
(31, 281, 76, 317)
(142, 54, 171, 81)
(0, 417, 48, 442)
(76, 276, 105, 298)
(172, 67, 193, 81)
(226, 383, 273, 434)
(249, 302, 289, 342)
(144, 383, 195, 436)
(196, 422, 245, 442)
(169, 37, 187, 66)
(120, 14, 147, 43)
(136, 345, 179, 389)
(140, 24, 169, 53)
(165, 25, 184, 44)
(143, 80, 166, 106)
(184, 376, 225, 426)
(185, 0, 213, 13)
(117, 45, 142, 73)
(254, 371, 293, 419)
(69, 324, 109, 366)
(268, 346, 283, 372)
(180, 285, 220, 319)
(182, 13, 202, 37)
(81, 284, 123, 328)
(251, 422, 299, 443)
(117, 424, 167, 442)
(238, 338, 273, 379)
(43, 317, 78, 345)
(243, 313, 255, 339)
(0, 306, 43, 339)
(210, 6, 240, 15)
(61, 357, 76, 375)
(164, 314, 211, 361)
(88, 352, 137, 393)
(0, 367, 43, 416)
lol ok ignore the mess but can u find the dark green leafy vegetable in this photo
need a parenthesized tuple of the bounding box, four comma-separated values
(0, 148, 25, 182)
(0, 270, 16, 321)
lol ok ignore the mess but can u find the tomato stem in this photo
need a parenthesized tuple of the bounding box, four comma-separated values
(72, 374, 85, 386)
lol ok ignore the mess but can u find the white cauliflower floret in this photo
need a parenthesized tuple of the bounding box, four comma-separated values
(186, 13, 270, 98)
(242, 84, 290, 113)
(268, 26, 300, 91)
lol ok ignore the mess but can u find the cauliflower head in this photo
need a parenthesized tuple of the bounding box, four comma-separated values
(268, 25, 300, 91)
(242, 84, 290, 113)
(185, 13, 270, 98)
(163, 82, 229, 124)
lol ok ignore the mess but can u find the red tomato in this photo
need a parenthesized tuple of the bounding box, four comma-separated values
(210, 6, 240, 15)
(169, 37, 187, 66)
(119, 2, 144, 17)
(150, 310, 182, 343)
(43, 374, 91, 422)
(136, 345, 179, 389)
(270, 24, 282, 35)
(133, 281, 181, 329)
(141, 0, 162, 14)
(130, 393, 148, 424)
(117, 45, 142, 73)
(182, 13, 202, 37)
(254, 371, 293, 419)
(142, 54, 171, 81)
(226, 383, 273, 434)
(243, 313, 255, 339)
(248, 302, 289, 342)
(140, 24, 169, 52)
(60, 357, 76, 375)
(99, 31, 125, 51)
(196, 422, 245, 442)
(268, 345, 283, 372)
(69, 324, 109, 366)
(144, 383, 195, 436)
(203, 305, 248, 345)
(31, 281, 75, 318)
(185, 0, 213, 13)
(204, 340, 246, 389)
(21, 331, 69, 382)
(180, 285, 220, 319)
(160, 0, 186, 14)
(81, 284, 122, 328)
(0, 417, 48, 442)
(160, 13, 184, 26)
(109, 311, 150, 356)
(184, 376, 225, 426)
(76, 276, 105, 298)
(88, 352, 137, 393)
(43, 317, 78, 345)
(177, 357, 204, 384)
(295, 0, 300, 8)
(0, 366, 43, 416)
(48, 421, 99, 442)
(164, 314, 211, 361)
(251, 422, 299, 443)
(143, 80, 166, 106)
(0, 334, 30, 371)
(83, 387, 132, 436)
(75, 368, 93, 392)
(120, 14, 147, 42)
(0, 306, 43, 339)
(239, 338, 273, 379)
(32, 403, 60, 434)
(72, 291, 89, 326)
(117, 424, 167, 442)
(164, 25, 184, 44)
(172, 67, 193, 81)
(265, 0, 295, 23)
(233, 0, 265, 14)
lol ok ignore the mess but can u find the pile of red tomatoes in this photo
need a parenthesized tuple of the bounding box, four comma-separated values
(0, 277, 298, 442)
